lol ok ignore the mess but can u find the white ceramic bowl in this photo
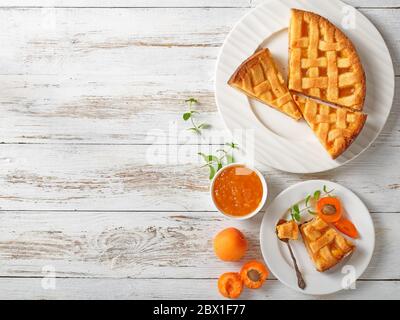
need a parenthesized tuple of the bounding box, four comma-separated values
(210, 163, 268, 220)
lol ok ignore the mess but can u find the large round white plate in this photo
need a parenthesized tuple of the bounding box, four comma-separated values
(260, 180, 375, 295)
(215, 0, 395, 173)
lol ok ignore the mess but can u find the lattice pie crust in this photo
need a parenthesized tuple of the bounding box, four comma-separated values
(294, 95, 367, 159)
(277, 220, 299, 240)
(300, 216, 355, 272)
(228, 48, 302, 120)
(289, 9, 366, 111)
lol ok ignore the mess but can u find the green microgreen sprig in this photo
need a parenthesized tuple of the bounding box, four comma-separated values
(198, 142, 239, 180)
(290, 185, 335, 222)
(182, 98, 238, 179)
(182, 98, 210, 134)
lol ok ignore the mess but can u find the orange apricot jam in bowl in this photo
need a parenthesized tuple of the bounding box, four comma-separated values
(210, 164, 268, 220)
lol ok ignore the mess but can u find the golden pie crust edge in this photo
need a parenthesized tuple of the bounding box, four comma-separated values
(300, 218, 356, 272)
(276, 220, 299, 240)
(228, 48, 302, 120)
(289, 9, 366, 111)
(294, 95, 367, 159)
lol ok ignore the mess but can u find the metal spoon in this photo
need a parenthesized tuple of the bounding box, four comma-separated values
(276, 219, 306, 290)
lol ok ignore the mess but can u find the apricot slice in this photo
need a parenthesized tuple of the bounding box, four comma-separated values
(218, 272, 243, 299)
(240, 261, 269, 289)
(213, 227, 247, 261)
(317, 197, 342, 223)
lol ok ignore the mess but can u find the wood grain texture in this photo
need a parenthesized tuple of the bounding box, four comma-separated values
(0, 143, 399, 212)
(0, 0, 398, 8)
(252, 0, 400, 8)
(0, 211, 398, 280)
(0, 1, 398, 299)
(0, 8, 398, 144)
(1, 80, 397, 144)
(0, 278, 397, 300)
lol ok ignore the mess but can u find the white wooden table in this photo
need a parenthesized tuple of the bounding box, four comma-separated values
(0, 0, 399, 300)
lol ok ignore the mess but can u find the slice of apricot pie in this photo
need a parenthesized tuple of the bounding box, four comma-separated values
(228, 48, 302, 120)
(294, 95, 367, 159)
(300, 216, 355, 272)
(276, 220, 299, 240)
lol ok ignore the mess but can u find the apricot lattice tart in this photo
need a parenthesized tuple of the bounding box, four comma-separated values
(228, 48, 302, 120)
(294, 95, 367, 159)
(288, 9, 366, 111)
(276, 220, 299, 240)
(300, 216, 355, 272)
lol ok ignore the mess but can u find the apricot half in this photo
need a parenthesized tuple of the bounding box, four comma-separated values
(218, 272, 243, 299)
(213, 227, 247, 261)
(240, 260, 269, 289)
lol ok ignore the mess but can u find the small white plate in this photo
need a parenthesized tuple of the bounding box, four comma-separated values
(260, 180, 375, 295)
(215, 0, 395, 173)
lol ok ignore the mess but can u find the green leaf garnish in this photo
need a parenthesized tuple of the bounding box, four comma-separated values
(287, 186, 335, 222)
(185, 97, 198, 104)
(198, 143, 238, 180)
(187, 127, 201, 134)
(197, 123, 210, 130)
(292, 211, 301, 222)
(314, 190, 321, 200)
(291, 204, 301, 221)
(226, 142, 238, 149)
(208, 165, 216, 180)
(197, 152, 207, 160)
(305, 195, 311, 206)
(198, 153, 217, 163)
(225, 154, 234, 164)
(182, 98, 209, 135)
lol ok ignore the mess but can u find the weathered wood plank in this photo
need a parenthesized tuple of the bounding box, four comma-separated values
(0, 3, 396, 300)
(0, 77, 398, 144)
(253, 0, 400, 8)
(0, 75, 222, 144)
(0, 211, 397, 279)
(0, 143, 399, 212)
(1, 8, 397, 74)
(0, 278, 397, 300)
(0, 8, 398, 144)
(0, 0, 397, 8)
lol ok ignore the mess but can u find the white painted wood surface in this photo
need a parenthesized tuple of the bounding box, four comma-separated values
(0, 0, 398, 8)
(0, 0, 398, 299)
(0, 7, 398, 144)
(0, 279, 397, 300)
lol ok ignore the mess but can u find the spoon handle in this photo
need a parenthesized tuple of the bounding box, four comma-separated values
(286, 242, 306, 290)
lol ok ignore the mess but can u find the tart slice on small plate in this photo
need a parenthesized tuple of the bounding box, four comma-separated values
(260, 180, 374, 295)
(300, 216, 355, 272)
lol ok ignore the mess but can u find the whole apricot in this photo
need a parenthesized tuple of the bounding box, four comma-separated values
(213, 227, 248, 261)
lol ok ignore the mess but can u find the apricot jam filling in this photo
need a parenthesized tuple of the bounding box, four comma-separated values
(213, 165, 263, 216)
